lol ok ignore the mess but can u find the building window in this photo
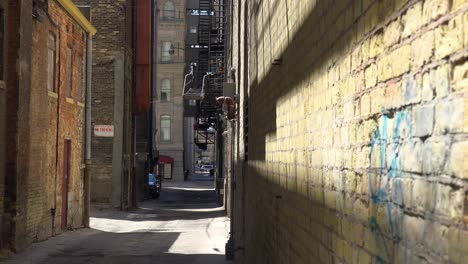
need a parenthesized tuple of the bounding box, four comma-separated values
(189, 26, 197, 34)
(65, 47, 72, 97)
(189, 99, 196, 106)
(161, 41, 172, 62)
(187, 9, 214, 16)
(0, 7, 4, 80)
(160, 115, 171, 142)
(161, 78, 171, 101)
(47, 33, 56, 92)
(77, 56, 83, 101)
(163, 1, 175, 19)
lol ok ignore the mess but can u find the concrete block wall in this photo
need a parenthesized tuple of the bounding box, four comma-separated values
(231, 0, 468, 263)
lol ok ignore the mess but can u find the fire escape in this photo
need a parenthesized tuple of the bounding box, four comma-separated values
(183, 0, 227, 151)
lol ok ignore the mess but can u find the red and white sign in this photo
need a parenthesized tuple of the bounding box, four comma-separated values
(94, 125, 114, 137)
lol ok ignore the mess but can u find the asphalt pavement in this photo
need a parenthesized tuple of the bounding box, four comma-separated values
(4, 178, 231, 264)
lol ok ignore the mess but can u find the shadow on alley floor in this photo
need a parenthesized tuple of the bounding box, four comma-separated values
(4, 179, 232, 264)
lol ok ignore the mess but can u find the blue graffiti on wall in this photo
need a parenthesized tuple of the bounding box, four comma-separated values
(368, 111, 410, 263)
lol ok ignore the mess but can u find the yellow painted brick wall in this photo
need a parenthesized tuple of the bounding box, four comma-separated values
(233, 0, 468, 263)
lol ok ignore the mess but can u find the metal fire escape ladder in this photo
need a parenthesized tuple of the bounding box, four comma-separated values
(198, 0, 211, 84)
(192, 0, 228, 150)
(182, 63, 205, 100)
(200, 0, 227, 118)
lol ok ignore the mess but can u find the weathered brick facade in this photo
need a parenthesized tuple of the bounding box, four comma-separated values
(73, 0, 135, 208)
(229, 0, 468, 263)
(0, 0, 93, 253)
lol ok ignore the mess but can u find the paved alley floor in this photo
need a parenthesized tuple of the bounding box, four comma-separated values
(4, 178, 232, 264)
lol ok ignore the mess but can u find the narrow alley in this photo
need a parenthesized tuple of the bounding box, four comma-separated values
(4, 178, 231, 264)
(1, 0, 468, 263)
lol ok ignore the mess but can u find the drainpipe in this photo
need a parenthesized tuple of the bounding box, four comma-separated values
(225, 119, 235, 260)
(52, 30, 62, 236)
(83, 32, 93, 227)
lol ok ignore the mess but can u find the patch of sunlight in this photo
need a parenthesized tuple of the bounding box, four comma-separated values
(163, 186, 214, 191)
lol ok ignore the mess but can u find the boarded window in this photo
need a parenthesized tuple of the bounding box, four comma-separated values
(47, 33, 56, 91)
(77, 56, 83, 101)
(65, 47, 72, 97)
(160, 115, 171, 142)
(161, 79, 171, 101)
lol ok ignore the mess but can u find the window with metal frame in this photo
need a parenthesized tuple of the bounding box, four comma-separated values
(77, 56, 83, 101)
(47, 33, 57, 92)
(65, 47, 72, 97)
(163, 1, 175, 19)
(160, 115, 171, 142)
(161, 41, 172, 62)
(160, 78, 171, 101)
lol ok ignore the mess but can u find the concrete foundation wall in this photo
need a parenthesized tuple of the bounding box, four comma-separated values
(231, 0, 468, 263)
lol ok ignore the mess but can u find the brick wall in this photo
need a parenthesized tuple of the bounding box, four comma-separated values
(2, 0, 29, 251)
(73, 0, 135, 207)
(231, 0, 468, 263)
(1, 0, 89, 252)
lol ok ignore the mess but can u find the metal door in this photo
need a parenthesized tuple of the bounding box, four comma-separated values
(61, 140, 71, 229)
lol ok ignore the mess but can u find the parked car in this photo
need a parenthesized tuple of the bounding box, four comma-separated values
(200, 164, 214, 174)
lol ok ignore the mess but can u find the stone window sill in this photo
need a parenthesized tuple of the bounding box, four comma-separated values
(77, 102, 85, 108)
(65, 97, 75, 104)
(48, 91, 58, 98)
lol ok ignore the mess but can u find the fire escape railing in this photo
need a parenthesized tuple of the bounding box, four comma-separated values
(186, 0, 227, 150)
(198, 0, 227, 119)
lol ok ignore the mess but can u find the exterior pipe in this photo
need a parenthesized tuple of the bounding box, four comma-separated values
(52, 30, 63, 236)
(225, 119, 235, 260)
(83, 32, 93, 227)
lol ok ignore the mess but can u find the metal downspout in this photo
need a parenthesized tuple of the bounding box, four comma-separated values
(83, 33, 92, 227)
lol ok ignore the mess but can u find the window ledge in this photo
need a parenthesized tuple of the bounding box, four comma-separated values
(77, 102, 85, 108)
(48, 91, 58, 98)
(0, 81, 5, 90)
(65, 97, 75, 104)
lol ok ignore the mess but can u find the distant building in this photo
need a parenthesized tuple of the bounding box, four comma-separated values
(183, 0, 200, 179)
(155, 0, 186, 181)
(0, 0, 95, 252)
